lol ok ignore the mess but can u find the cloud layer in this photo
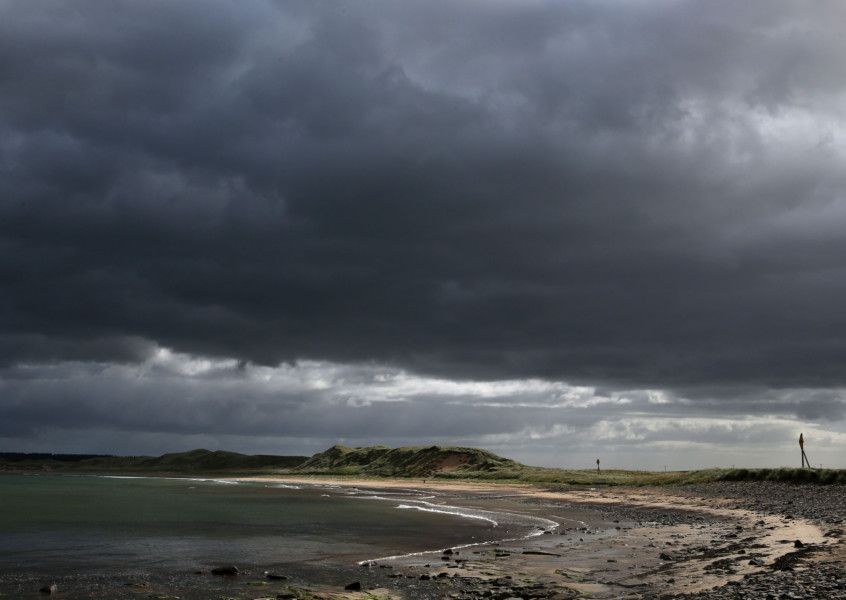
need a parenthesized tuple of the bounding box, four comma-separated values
(2, 351, 844, 468)
(2, 1, 846, 464)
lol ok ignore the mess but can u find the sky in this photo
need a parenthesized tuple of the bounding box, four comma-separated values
(2, 0, 846, 469)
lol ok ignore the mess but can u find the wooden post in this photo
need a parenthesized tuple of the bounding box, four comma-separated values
(799, 433, 810, 469)
(800, 433, 804, 468)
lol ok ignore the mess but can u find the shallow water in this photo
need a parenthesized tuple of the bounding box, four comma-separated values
(0, 474, 529, 575)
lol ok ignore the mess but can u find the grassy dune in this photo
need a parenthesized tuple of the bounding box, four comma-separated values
(292, 445, 846, 486)
(433, 466, 846, 486)
(296, 444, 520, 477)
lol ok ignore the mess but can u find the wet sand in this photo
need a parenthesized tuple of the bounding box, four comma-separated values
(231, 476, 843, 599)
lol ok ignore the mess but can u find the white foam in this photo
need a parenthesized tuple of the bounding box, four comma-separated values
(98, 475, 239, 485)
(395, 504, 499, 526)
(356, 497, 559, 564)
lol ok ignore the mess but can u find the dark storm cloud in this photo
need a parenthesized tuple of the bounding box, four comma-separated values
(3, 0, 846, 396)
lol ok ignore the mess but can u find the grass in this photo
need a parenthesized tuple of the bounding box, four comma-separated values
(3, 446, 844, 486)
(0, 449, 307, 476)
(715, 467, 846, 485)
(296, 444, 519, 477)
(434, 465, 846, 486)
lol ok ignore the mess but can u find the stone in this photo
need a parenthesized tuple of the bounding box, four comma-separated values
(344, 581, 361, 591)
(39, 584, 58, 595)
(211, 565, 239, 576)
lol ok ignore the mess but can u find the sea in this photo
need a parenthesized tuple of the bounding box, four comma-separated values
(0, 473, 554, 598)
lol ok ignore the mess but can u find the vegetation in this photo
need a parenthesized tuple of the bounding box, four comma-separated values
(0, 449, 307, 475)
(293, 446, 846, 485)
(2, 445, 844, 485)
(715, 467, 846, 485)
(432, 466, 846, 486)
(295, 444, 520, 477)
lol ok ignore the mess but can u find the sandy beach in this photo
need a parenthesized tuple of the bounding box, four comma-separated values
(234, 475, 845, 599)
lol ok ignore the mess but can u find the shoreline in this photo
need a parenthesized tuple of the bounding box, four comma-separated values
(234, 475, 844, 598)
(1, 473, 843, 599)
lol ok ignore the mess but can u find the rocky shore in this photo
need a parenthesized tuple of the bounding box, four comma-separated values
(659, 481, 846, 600)
(273, 480, 845, 600)
(678, 481, 846, 526)
(346, 480, 846, 600)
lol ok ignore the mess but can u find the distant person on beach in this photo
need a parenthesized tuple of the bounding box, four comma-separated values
(596, 458, 600, 473)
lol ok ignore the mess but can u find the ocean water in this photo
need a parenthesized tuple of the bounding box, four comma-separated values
(0, 474, 540, 575)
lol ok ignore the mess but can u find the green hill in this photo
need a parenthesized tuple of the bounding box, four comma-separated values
(129, 449, 308, 471)
(295, 444, 521, 477)
(0, 449, 307, 474)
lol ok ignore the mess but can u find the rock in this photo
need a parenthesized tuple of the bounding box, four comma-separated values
(265, 571, 288, 580)
(794, 539, 804, 548)
(39, 584, 58, 595)
(420, 574, 431, 580)
(749, 557, 765, 566)
(276, 592, 298, 599)
(344, 581, 361, 591)
(211, 565, 239, 576)
(443, 548, 454, 555)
